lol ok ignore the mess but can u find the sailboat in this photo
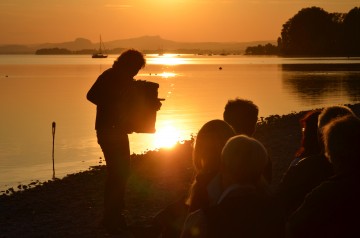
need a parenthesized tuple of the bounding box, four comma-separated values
(92, 35, 108, 58)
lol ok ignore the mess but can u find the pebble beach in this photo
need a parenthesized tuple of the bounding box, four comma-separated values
(1, 104, 360, 238)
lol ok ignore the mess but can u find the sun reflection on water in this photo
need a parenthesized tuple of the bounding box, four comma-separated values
(146, 54, 189, 65)
(158, 72, 176, 78)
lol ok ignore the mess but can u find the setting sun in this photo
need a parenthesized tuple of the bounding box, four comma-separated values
(153, 124, 181, 149)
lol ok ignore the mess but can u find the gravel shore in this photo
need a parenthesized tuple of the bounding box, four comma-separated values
(1, 104, 359, 238)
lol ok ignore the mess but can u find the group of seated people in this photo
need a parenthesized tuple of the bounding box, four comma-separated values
(135, 99, 360, 238)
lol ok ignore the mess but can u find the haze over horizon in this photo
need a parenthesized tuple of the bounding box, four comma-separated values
(0, 0, 358, 45)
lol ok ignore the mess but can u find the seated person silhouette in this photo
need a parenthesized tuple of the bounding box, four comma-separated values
(186, 120, 236, 213)
(287, 115, 360, 238)
(139, 120, 235, 238)
(290, 109, 322, 167)
(223, 98, 258, 136)
(277, 105, 355, 218)
(223, 98, 272, 184)
(181, 135, 284, 238)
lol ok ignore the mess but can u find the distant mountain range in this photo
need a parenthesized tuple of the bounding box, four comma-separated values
(0, 35, 276, 54)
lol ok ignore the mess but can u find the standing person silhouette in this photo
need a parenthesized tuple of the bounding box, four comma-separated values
(87, 49, 146, 234)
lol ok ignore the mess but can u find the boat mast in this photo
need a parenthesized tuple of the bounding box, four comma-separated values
(99, 35, 103, 53)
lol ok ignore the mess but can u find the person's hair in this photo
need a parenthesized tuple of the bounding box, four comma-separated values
(295, 110, 322, 158)
(221, 135, 268, 184)
(193, 120, 236, 174)
(323, 115, 360, 173)
(317, 106, 355, 151)
(223, 98, 258, 136)
(318, 105, 355, 131)
(113, 49, 146, 70)
(186, 120, 235, 207)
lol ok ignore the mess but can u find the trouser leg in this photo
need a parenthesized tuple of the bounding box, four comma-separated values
(97, 130, 130, 228)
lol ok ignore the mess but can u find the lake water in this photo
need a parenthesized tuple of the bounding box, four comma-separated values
(1, 54, 360, 191)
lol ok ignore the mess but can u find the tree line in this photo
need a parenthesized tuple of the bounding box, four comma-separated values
(246, 6, 360, 56)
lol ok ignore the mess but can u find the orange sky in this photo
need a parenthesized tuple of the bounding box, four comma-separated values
(0, 0, 358, 45)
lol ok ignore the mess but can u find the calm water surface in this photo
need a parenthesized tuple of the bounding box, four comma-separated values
(1, 54, 360, 190)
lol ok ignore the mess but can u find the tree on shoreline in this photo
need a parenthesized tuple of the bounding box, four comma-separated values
(246, 6, 360, 56)
(279, 7, 340, 56)
(343, 7, 360, 56)
(245, 43, 279, 55)
(35, 48, 72, 55)
(278, 6, 360, 56)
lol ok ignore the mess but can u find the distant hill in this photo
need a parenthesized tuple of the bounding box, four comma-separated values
(0, 38, 94, 54)
(0, 36, 276, 54)
(35, 38, 94, 51)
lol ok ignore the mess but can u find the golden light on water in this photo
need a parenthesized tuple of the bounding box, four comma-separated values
(158, 72, 176, 78)
(153, 124, 181, 149)
(147, 54, 188, 65)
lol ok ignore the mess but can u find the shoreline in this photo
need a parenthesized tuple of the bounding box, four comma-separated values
(1, 103, 360, 237)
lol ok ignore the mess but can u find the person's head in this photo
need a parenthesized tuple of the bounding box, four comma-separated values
(318, 105, 355, 132)
(318, 105, 355, 150)
(223, 98, 259, 136)
(295, 110, 322, 158)
(112, 49, 146, 77)
(193, 120, 236, 175)
(221, 135, 268, 186)
(323, 115, 360, 174)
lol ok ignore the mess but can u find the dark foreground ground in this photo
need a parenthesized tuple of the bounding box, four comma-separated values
(1, 104, 360, 238)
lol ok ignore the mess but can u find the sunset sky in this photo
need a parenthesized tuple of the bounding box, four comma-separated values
(0, 0, 358, 45)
